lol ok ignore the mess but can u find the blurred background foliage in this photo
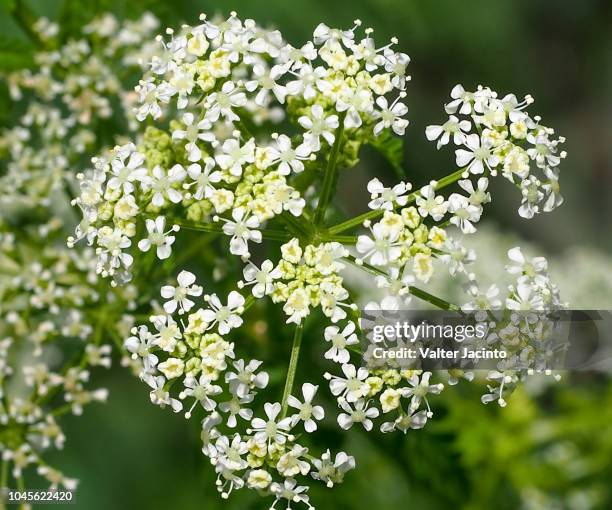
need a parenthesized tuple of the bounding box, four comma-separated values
(1, 0, 611, 509)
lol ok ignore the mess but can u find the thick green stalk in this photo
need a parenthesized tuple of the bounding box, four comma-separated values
(314, 112, 346, 225)
(327, 166, 468, 235)
(280, 323, 304, 418)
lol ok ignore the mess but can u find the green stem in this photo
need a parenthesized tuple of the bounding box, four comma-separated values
(11, 0, 45, 48)
(319, 233, 357, 244)
(343, 255, 460, 311)
(1, 457, 8, 489)
(280, 323, 304, 418)
(173, 219, 291, 242)
(314, 112, 346, 225)
(328, 166, 467, 235)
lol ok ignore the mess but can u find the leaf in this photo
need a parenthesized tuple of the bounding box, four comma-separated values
(0, 36, 34, 70)
(368, 129, 406, 180)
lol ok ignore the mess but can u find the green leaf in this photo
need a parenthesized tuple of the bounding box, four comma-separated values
(0, 36, 34, 70)
(368, 129, 406, 180)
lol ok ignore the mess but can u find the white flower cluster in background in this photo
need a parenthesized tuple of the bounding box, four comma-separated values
(0, 219, 136, 491)
(0, 12, 163, 492)
(0, 13, 160, 210)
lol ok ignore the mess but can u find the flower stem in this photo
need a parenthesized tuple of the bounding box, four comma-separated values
(172, 219, 291, 242)
(10, 0, 45, 48)
(343, 255, 460, 311)
(314, 112, 346, 226)
(1, 457, 8, 489)
(281, 323, 304, 418)
(327, 166, 467, 235)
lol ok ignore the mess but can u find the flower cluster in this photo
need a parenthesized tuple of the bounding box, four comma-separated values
(71, 12, 412, 284)
(0, 13, 160, 208)
(267, 239, 353, 324)
(0, 219, 136, 491)
(127, 271, 355, 505)
(65, 12, 570, 509)
(426, 85, 566, 218)
(0, 12, 162, 491)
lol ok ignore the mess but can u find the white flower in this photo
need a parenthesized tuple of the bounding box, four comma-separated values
(160, 270, 203, 314)
(458, 177, 491, 206)
(416, 182, 448, 221)
(179, 374, 222, 418)
(213, 434, 248, 471)
(137, 216, 179, 259)
(425, 114, 471, 148)
(218, 393, 254, 427)
(506, 281, 545, 311)
(439, 238, 475, 275)
(402, 371, 444, 416)
(204, 81, 247, 122)
(503, 146, 531, 181)
(215, 138, 255, 177)
(325, 363, 369, 403)
(367, 178, 411, 210)
(216, 207, 262, 258)
(448, 193, 482, 234)
(225, 359, 269, 398)
(380, 410, 428, 433)
(462, 283, 502, 312)
(284, 287, 310, 325)
(202, 291, 245, 335)
(336, 87, 374, 128)
(444, 84, 473, 115)
(135, 78, 174, 120)
(541, 167, 563, 212)
(311, 450, 356, 488)
(413, 252, 434, 282)
(265, 134, 312, 175)
(150, 314, 181, 352)
(240, 260, 281, 298)
(249, 402, 293, 444)
(324, 322, 359, 364)
(313, 22, 356, 47)
(245, 63, 287, 105)
(145, 374, 182, 412)
(379, 388, 401, 413)
(247, 469, 272, 490)
(298, 103, 339, 151)
(383, 49, 411, 88)
(184, 158, 222, 200)
(288, 383, 325, 432)
(107, 145, 147, 194)
(506, 247, 548, 283)
(124, 325, 158, 373)
(172, 112, 216, 162)
(270, 478, 311, 508)
(276, 445, 311, 477)
(337, 398, 379, 431)
(373, 94, 409, 136)
(455, 133, 499, 175)
(518, 175, 543, 218)
(356, 222, 402, 266)
(143, 164, 186, 207)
